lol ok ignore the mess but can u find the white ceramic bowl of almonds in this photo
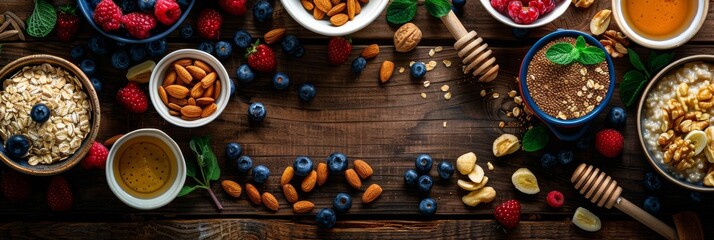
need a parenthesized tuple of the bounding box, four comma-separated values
(149, 49, 231, 128)
(281, 0, 388, 36)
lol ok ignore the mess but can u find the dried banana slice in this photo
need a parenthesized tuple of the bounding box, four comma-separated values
(493, 134, 520, 157)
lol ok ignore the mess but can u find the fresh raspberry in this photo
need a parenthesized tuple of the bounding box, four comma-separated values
(0, 170, 31, 203)
(494, 199, 521, 229)
(56, 5, 80, 42)
(507, 1, 523, 19)
(509, 5, 539, 24)
(246, 41, 277, 73)
(529, 0, 555, 15)
(595, 129, 624, 158)
(154, 0, 182, 26)
(116, 82, 149, 113)
(93, 0, 122, 31)
(327, 37, 352, 65)
(197, 8, 223, 40)
(81, 141, 109, 170)
(120, 12, 157, 39)
(546, 190, 564, 208)
(490, 0, 511, 13)
(46, 176, 73, 211)
(218, 0, 248, 16)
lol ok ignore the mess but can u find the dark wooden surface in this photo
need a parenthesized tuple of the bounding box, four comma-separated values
(0, 0, 713, 239)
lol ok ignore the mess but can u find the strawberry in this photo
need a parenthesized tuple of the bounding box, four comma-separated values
(0, 170, 31, 203)
(154, 0, 182, 26)
(93, 0, 122, 32)
(595, 129, 624, 158)
(218, 0, 248, 16)
(546, 190, 564, 208)
(246, 41, 277, 73)
(120, 12, 157, 39)
(494, 199, 521, 229)
(197, 8, 223, 40)
(56, 5, 80, 42)
(116, 82, 149, 113)
(327, 37, 352, 65)
(46, 176, 73, 211)
(81, 141, 109, 170)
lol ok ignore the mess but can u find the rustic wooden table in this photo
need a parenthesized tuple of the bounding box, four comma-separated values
(1, 0, 712, 239)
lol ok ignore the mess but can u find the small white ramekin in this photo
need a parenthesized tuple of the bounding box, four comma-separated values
(280, 0, 388, 36)
(479, 0, 571, 29)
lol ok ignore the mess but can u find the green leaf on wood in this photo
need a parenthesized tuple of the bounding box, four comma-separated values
(178, 185, 198, 197)
(648, 51, 675, 73)
(386, 0, 417, 25)
(27, 0, 57, 38)
(628, 48, 648, 77)
(424, 0, 451, 18)
(620, 70, 648, 107)
(522, 125, 549, 152)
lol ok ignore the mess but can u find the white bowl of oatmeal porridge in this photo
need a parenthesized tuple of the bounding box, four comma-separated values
(638, 55, 714, 191)
(0, 55, 100, 176)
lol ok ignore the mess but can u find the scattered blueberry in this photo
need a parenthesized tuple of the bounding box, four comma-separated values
(643, 172, 662, 191)
(180, 24, 194, 39)
(437, 161, 454, 180)
(225, 142, 243, 161)
(90, 77, 102, 92)
(690, 191, 703, 203)
(281, 35, 303, 58)
(111, 50, 130, 70)
(332, 193, 352, 214)
(198, 40, 215, 54)
(5, 135, 30, 158)
(30, 104, 50, 123)
(236, 155, 253, 174)
(606, 106, 627, 129)
(351, 57, 366, 74)
(299, 83, 316, 102)
(229, 79, 236, 97)
(643, 196, 661, 214)
(146, 38, 167, 57)
(120, 0, 138, 12)
(540, 152, 557, 168)
(138, 0, 156, 12)
(410, 62, 426, 78)
(233, 30, 252, 49)
(557, 150, 574, 165)
(512, 28, 530, 39)
(293, 156, 314, 177)
(404, 169, 419, 185)
(451, 6, 463, 16)
(214, 41, 233, 59)
(415, 154, 433, 174)
(576, 134, 591, 151)
(326, 152, 348, 174)
(419, 198, 437, 216)
(70, 45, 86, 61)
(291, 46, 305, 58)
(248, 102, 266, 122)
(129, 44, 147, 62)
(418, 175, 433, 193)
(273, 72, 289, 90)
(80, 59, 96, 76)
(452, 0, 466, 8)
(316, 208, 337, 229)
(253, 0, 273, 23)
(252, 164, 270, 184)
(87, 36, 111, 56)
(236, 64, 255, 83)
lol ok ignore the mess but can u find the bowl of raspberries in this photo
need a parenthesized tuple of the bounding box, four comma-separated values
(482, 0, 570, 28)
(78, 0, 195, 44)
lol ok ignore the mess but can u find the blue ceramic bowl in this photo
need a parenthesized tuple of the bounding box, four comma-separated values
(77, 0, 195, 44)
(519, 30, 616, 141)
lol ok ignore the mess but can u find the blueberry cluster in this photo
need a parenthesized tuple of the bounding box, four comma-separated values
(403, 154, 454, 216)
(539, 149, 573, 168)
(225, 141, 269, 184)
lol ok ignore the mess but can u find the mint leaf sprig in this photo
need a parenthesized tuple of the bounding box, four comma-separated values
(26, 0, 56, 38)
(620, 50, 674, 107)
(179, 136, 223, 211)
(545, 36, 606, 65)
(386, 0, 452, 25)
(522, 125, 549, 152)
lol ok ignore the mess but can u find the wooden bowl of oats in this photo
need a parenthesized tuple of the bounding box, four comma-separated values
(0, 55, 100, 176)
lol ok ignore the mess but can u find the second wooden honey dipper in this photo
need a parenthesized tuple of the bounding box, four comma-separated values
(440, 10, 499, 82)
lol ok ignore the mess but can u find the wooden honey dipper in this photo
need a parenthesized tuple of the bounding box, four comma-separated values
(440, 10, 499, 82)
(571, 163, 704, 240)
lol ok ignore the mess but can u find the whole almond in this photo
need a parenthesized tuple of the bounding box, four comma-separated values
(181, 105, 202, 118)
(158, 86, 169, 106)
(196, 97, 215, 106)
(331, 0, 340, 5)
(173, 58, 193, 67)
(103, 134, 125, 147)
(193, 60, 213, 73)
(355, 1, 361, 14)
(188, 97, 196, 106)
(169, 97, 188, 106)
(345, 168, 362, 189)
(200, 72, 217, 89)
(301, 0, 314, 10)
(347, 0, 356, 20)
(316, 162, 329, 186)
(186, 65, 207, 80)
(327, 3, 346, 17)
(262, 192, 280, 211)
(221, 180, 242, 198)
(201, 103, 218, 118)
(182, 115, 200, 121)
(214, 81, 222, 99)
(293, 200, 315, 214)
(380, 61, 395, 83)
(361, 44, 379, 59)
(353, 160, 373, 179)
(281, 166, 295, 185)
(282, 184, 299, 203)
(362, 184, 382, 204)
(203, 84, 215, 98)
(174, 64, 193, 84)
(358, 0, 368, 3)
(190, 83, 205, 98)
(169, 110, 181, 116)
(313, 8, 326, 20)
(168, 102, 183, 112)
(246, 183, 262, 205)
(163, 71, 177, 87)
(264, 28, 286, 45)
(314, 0, 332, 13)
(301, 170, 318, 192)
(165, 85, 189, 99)
(330, 14, 348, 26)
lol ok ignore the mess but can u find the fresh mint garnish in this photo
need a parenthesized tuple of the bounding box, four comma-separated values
(545, 36, 606, 65)
(27, 0, 57, 38)
(386, 0, 451, 25)
(179, 136, 223, 211)
(522, 125, 549, 152)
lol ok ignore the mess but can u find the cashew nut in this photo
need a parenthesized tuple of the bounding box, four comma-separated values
(461, 186, 496, 207)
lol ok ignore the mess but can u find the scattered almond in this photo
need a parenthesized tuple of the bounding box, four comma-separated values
(262, 192, 280, 211)
(301, 170, 318, 192)
(264, 28, 286, 45)
(345, 168, 362, 189)
(103, 134, 124, 147)
(317, 162, 329, 186)
(361, 44, 380, 59)
(221, 180, 242, 198)
(362, 184, 382, 203)
(246, 183, 262, 205)
(293, 200, 315, 214)
(353, 160, 373, 179)
(380, 61, 395, 83)
(282, 184, 299, 203)
(281, 166, 295, 185)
